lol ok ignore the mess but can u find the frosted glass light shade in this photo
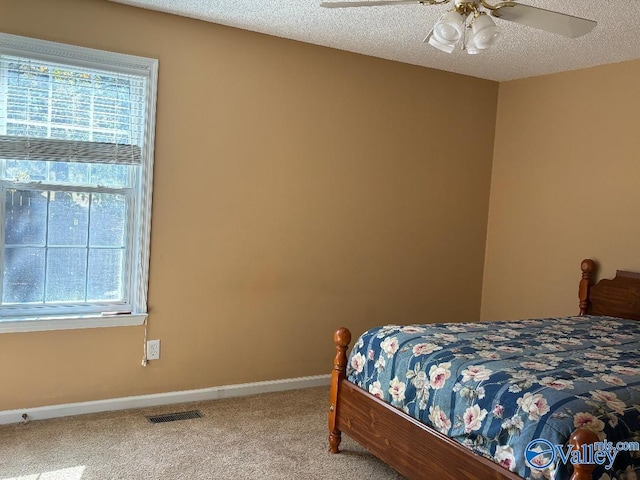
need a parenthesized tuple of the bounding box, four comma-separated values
(428, 34, 456, 53)
(471, 13, 501, 49)
(432, 11, 465, 45)
(464, 35, 482, 54)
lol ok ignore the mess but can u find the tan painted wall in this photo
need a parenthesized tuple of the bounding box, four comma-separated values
(482, 59, 640, 321)
(0, 0, 497, 409)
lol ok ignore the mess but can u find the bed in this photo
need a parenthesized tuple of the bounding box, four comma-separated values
(328, 259, 640, 480)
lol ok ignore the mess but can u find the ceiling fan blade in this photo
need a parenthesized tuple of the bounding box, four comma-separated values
(491, 4, 596, 38)
(320, 1, 424, 8)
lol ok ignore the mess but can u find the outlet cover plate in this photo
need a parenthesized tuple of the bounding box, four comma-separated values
(147, 339, 160, 360)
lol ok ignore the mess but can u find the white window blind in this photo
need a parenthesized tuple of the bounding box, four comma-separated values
(0, 55, 145, 165)
(0, 33, 157, 326)
(0, 136, 141, 165)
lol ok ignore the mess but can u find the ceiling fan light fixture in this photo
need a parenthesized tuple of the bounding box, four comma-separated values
(470, 12, 501, 50)
(432, 10, 466, 45)
(320, 1, 598, 59)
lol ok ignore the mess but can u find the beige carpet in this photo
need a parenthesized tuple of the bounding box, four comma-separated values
(0, 386, 404, 480)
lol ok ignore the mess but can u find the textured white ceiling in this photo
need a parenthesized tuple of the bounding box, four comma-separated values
(107, 0, 640, 81)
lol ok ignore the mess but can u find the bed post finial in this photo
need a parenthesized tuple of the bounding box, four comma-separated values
(329, 327, 351, 454)
(579, 259, 596, 315)
(568, 428, 599, 480)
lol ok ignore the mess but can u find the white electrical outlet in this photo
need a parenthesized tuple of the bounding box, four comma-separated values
(147, 339, 160, 360)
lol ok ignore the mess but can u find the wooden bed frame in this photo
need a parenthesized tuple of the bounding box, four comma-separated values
(328, 259, 640, 480)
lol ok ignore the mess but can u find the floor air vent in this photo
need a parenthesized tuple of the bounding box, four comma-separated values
(146, 410, 203, 424)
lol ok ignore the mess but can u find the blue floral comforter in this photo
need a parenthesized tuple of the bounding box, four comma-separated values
(346, 316, 640, 480)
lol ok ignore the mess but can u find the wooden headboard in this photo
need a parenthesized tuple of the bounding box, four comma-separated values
(579, 258, 640, 321)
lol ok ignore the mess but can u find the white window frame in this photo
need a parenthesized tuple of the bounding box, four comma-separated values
(0, 33, 158, 333)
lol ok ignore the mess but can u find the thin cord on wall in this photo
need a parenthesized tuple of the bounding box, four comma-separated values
(141, 317, 148, 367)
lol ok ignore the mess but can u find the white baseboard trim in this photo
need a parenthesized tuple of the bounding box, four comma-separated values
(0, 374, 331, 425)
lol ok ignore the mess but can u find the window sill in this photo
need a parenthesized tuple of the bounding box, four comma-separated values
(0, 313, 147, 334)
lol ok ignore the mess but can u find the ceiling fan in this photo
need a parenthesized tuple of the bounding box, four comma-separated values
(319, 1, 597, 54)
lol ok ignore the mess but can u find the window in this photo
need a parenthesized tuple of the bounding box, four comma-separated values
(0, 33, 157, 332)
